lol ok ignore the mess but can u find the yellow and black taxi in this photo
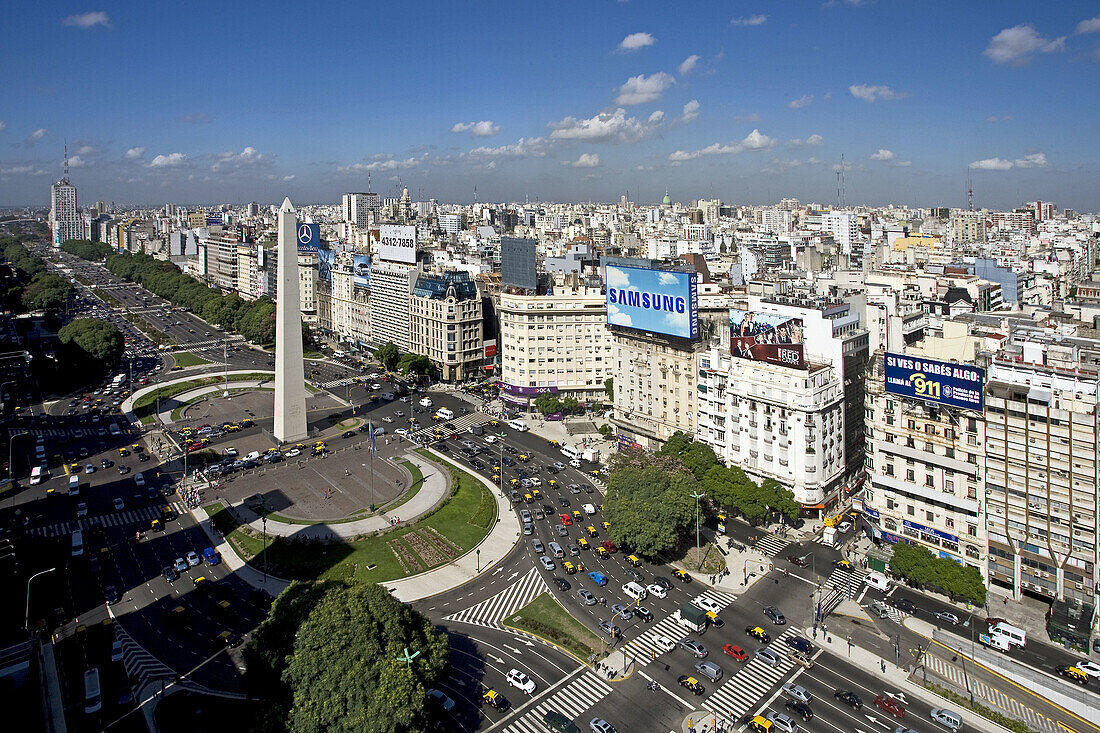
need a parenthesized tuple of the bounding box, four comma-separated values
(747, 715, 772, 733)
(833, 559, 853, 571)
(706, 611, 724, 628)
(510, 478, 520, 488)
(673, 569, 692, 583)
(576, 538, 590, 551)
(518, 453, 530, 462)
(562, 561, 577, 574)
(585, 525, 599, 537)
(601, 521, 611, 531)
(1057, 664, 1089, 685)
(626, 554, 642, 567)
(677, 675, 705, 695)
(596, 546, 609, 558)
(480, 689, 508, 709)
(746, 625, 771, 643)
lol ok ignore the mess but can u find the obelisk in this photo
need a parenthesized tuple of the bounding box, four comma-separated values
(273, 197, 308, 443)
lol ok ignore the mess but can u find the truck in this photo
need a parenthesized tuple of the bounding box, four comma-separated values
(978, 632, 1011, 652)
(675, 603, 709, 634)
(821, 526, 838, 547)
(581, 449, 600, 463)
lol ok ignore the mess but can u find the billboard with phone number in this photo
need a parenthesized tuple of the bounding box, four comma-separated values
(729, 310, 806, 369)
(884, 351, 984, 411)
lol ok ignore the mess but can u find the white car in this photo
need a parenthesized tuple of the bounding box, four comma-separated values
(110, 639, 124, 662)
(695, 597, 722, 615)
(1076, 660, 1100, 679)
(654, 635, 676, 653)
(507, 668, 536, 694)
(782, 681, 812, 703)
(76, 502, 88, 517)
(285, 448, 301, 457)
(382, 416, 394, 423)
(647, 583, 668, 599)
(394, 428, 409, 437)
(837, 520, 853, 533)
(113, 497, 126, 511)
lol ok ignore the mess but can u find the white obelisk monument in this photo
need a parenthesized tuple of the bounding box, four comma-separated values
(273, 197, 308, 443)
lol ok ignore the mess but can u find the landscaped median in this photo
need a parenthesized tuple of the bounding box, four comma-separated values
(170, 351, 212, 368)
(131, 372, 273, 424)
(503, 593, 606, 664)
(206, 453, 496, 584)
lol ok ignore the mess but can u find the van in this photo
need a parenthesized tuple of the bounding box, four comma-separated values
(978, 632, 1011, 652)
(69, 475, 80, 495)
(468, 423, 485, 436)
(436, 408, 454, 420)
(864, 571, 890, 592)
(548, 542, 564, 559)
(83, 667, 102, 714)
(990, 621, 1026, 648)
(507, 419, 529, 432)
(869, 600, 890, 619)
(583, 503, 597, 517)
(35, 444, 46, 460)
(418, 397, 433, 408)
(560, 445, 580, 460)
(29, 466, 46, 485)
(622, 582, 647, 601)
(244, 451, 261, 461)
(134, 472, 146, 488)
(71, 530, 84, 557)
(929, 707, 962, 732)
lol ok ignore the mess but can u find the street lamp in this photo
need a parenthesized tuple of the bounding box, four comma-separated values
(689, 491, 704, 570)
(25, 567, 57, 631)
(495, 432, 506, 499)
(396, 647, 420, 669)
(261, 515, 268, 583)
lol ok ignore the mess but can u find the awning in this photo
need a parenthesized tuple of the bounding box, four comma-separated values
(1027, 386, 1052, 403)
(801, 503, 826, 510)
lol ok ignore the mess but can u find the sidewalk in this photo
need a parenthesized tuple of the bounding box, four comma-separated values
(193, 503, 289, 596)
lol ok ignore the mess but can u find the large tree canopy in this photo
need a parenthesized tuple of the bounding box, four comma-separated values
(890, 541, 987, 605)
(21, 272, 72, 313)
(375, 341, 400, 370)
(58, 318, 124, 366)
(604, 450, 697, 558)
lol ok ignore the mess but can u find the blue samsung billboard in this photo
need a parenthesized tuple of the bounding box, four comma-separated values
(606, 264, 698, 340)
(884, 352, 985, 411)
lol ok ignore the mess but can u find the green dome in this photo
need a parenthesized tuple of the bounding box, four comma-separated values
(662, 188, 672, 206)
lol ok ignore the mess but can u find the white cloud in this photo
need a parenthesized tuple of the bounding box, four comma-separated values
(763, 158, 804, 174)
(615, 72, 675, 105)
(607, 303, 633, 328)
(62, 11, 111, 29)
(569, 153, 601, 168)
(657, 272, 679, 285)
(212, 146, 267, 171)
(669, 129, 776, 161)
(848, 84, 908, 102)
(149, 152, 187, 168)
(730, 14, 768, 26)
(618, 32, 656, 52)
(678, 54, 701, 76)
(788, 94, 814, 109)
(894, 160, 912, 167)
(984, 25, 1065, 65)
(124, 147, 145, 160)
(970, 152, 1048, 171)
(549, 108, 663, 144)
(0, 165, 43, 175)
(0, 121, 6, 132)
(67, 156, 87, 168)
(1076, 16, 1100, 35)
(787, 134, 823, 148)
(468, 137, 550, 159)
(870, 148, 896, 161)
(679, 100, 700, 123)
(282, 175, 295, 181)
(734, 113, 761, 124)
(75, 145, 97, 156)
(25, 128, 47, 147)
(451, 120, 500, 137)
(340, 156, 422, 173)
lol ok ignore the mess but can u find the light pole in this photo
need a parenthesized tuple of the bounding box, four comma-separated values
(397, 647, 420, 669)
(261, 515, 268, 583)
(25, 567, 56, 631)
(690, 491, 704, 569)
(476, 548, 481, 573)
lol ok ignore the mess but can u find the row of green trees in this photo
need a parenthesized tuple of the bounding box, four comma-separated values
(243, 581, 448, 733)
(60, 239, 113, 261)
(603, 432, 801, 558)
(533, 394, 583, 416)
(890, 541, 987, 605)
(374, 340, 433, 377)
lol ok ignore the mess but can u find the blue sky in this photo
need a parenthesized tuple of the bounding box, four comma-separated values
(2, 1, 1098, 210)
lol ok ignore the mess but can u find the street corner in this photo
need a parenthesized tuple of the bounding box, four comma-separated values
(681, 709, 733, 733)
(595, 649, 635, 683)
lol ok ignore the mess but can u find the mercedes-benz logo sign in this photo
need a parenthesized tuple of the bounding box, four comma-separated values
(297, 224, 312, 243)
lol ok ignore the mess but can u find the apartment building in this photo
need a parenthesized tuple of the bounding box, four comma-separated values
(329, 251, 370, 346)
(611, 332, 700, 450)
(409, 270, 483, 382)
(369, 258, 416, 351)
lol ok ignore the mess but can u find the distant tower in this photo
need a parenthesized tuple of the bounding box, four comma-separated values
(662, 187, 672, 206)
(49, 143, 81, 246)
(967, 168, 974, 211)
(273, 197, 308, 443)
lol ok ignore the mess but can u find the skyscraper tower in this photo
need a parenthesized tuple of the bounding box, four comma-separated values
(273, 197, 308, 443)
(49, 144, 81, 245)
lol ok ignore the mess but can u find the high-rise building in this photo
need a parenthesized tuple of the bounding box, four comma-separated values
(49, 168, 80, 246)
(369, 259, 417, 351)
(342, 192, 376, 230)
(409, 271, 484, 382)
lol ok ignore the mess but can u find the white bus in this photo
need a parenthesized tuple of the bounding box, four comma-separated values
(83, 667, 102, 714)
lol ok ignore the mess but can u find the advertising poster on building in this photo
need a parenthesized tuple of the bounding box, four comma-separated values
(884, 351, 985, 411)
(377, 224, 416, 264)
(296, 222, 320, 252)
(729, 310, 806, 369)
(605, 264, 699, 340)
(353, 254, 370, 288)
(317, 247, 334, 281)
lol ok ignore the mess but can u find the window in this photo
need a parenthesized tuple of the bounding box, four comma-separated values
(906, 469, 915, 481)
(925, 475, 935, 486)
(907, 505, 915, 516)
(926, 511, 934, 522)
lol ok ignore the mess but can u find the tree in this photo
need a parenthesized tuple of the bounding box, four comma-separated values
(375, 341, 399, 370)
(604, 454, 696, 558)
(58, 318, 124, 367)
(534, 394, 562, 415)
(21, 273, 72, 313)
(396, 352, 432, 377)
(889, 542, 987, 605)
(60, 239, 112, 260)
(603, 377, 614, 401)
(272, 583, 448, 733)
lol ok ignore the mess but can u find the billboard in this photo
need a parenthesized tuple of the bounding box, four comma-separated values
(377, 224, 416, 264)
(729, 310, 805, 369)
(605, 265, 699, 340)
(353, 254, 370, 288)
(317, 248, 334, 281)
(884, 352, 985, 411)
(501, 237, 537, 290)
(296, 222, 320, 252)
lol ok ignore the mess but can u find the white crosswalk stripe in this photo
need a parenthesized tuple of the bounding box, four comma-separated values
(692, 589, 739, 612)
(411, 413, 489, 439)
(116, 626, 175, 692)
(171, 337, 244, 350)
(498, 671, 612, 733)
(29, 502, 186, 537)
(444, 567, 548, 631)
(617, 588, 741, 668)
(704, 628, 800, 720)
(753, 534, 788, 557)
(319, 376, 358, 389)
(824, 565, 866, 598)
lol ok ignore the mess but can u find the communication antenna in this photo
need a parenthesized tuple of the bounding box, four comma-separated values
(473, 185, 478, 205)
(967, 167, 974, 211)
(367, 172, 373, 194)
(840, 153, 847, 208)
(63, 140, 70, 179)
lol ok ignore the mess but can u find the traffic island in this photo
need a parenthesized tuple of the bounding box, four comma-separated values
(502, 592, 606, 665)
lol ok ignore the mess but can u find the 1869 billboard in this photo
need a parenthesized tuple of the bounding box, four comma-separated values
(729, 310, 805, 369)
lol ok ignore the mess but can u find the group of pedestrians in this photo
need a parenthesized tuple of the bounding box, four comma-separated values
(708, 569, 730, 584)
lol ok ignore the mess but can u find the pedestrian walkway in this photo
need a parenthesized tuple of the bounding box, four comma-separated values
(172, 336, 244, 350)
(319, 376, 358, 389)
(444, 567, 548, 631)
(824, 565, 866, 598)
(496, 670, 612, 733)
(753, 534, 788, 557)
(691, 589, 739, 612)
(920, 651, 1060, 733)
(113, 625, 175, 692)
(29, 502, 186, 537)
(618, 588, 742, 668)
(704, 628, 802, 721)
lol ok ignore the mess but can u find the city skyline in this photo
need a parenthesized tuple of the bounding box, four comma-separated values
(1, 1, 1099, 210)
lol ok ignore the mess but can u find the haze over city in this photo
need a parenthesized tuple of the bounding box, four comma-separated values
(2, 0, 1099, 209)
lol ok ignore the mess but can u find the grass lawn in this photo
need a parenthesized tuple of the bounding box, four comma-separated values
(171, 351, 212, 368)
(207, 455, 496, 584)
(503, 593, 606, 663)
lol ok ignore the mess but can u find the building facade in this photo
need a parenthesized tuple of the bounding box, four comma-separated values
(369, 259, 416, 351)
(50, 176, 81, 245)
(409, 271, 483, 382)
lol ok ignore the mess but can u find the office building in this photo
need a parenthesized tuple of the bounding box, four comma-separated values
(501, 237, 538, 291)
(369, 259, 417, 351)
(49, 173, 81, 245)
(409, 271, 484, 382)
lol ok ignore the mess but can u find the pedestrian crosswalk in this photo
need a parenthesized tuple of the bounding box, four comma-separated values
(617, 588, 742, 667)
(496, 670, 612, 733)
(29, 502, 186, 538)
(753, 534, 788, 557)
(444, 567, 548, 631)
(412, 412, 488, 440)
(704, 629, 801, 721)
(173, 337, 244, 350)
(319, 376, 358, 389)
(824, 565, 865, 598)
(115, 626, 175, 693)
(921, 652, 1059, 733)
